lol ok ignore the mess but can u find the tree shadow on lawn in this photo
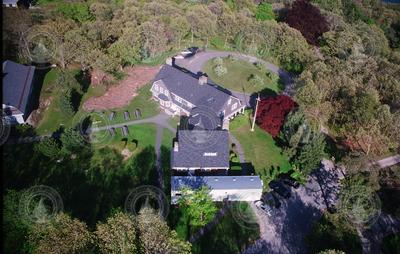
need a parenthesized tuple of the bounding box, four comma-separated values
(249, 87, 277, 109)
(27, 67, 51, 116)
(75, 70, 91, 93)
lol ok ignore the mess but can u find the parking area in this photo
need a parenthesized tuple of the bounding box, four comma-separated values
(244, 160, 341, 254)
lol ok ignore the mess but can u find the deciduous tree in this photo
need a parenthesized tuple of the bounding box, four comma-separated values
(95, 211, 139, 254)
(178, 186, 218, 228)
(28, 213, 93, 254)
(137, 207, 191, 254)
(256, 95, 296, 137)
(285, 0, 329, 45)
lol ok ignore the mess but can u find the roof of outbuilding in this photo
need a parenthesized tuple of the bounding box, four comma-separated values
(154, 65, 232, 115)
(2, 60, 35, 115)
(172, 130, 229, 168)
(171, 176, 263, 191)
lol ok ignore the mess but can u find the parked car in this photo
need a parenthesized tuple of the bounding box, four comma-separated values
(262, 192, 281, 209)
(269, 180, 291, 199)
(281, 176, 300, 189)
(254, 200, 273, 216)
(187, 46, 199, 54)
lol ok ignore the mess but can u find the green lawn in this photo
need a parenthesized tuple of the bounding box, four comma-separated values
(230, 110, 291, 174)
(94, 123, 157, 155)
(36, 68, 160, 135)
(203, 57, 282, 94)
(162, 129, 175, 148)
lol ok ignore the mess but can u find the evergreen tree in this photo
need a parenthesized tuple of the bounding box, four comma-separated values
(35, 137, 61, 158)
(59, 88, 75, 119)
(60, 128, 85, 154)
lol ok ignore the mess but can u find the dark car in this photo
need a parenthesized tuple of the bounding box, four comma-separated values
(262, 192, 281, 209)
(281, 176, 300, 189)
(254, 200, 273, 216)
(187, 46, 199, 54)
(269, 180, 291, 199)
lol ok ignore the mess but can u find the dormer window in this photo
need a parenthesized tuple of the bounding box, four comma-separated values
(231, 103, 237, 111)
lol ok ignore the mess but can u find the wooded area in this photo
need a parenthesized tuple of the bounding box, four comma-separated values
(2, 0, 400, 253)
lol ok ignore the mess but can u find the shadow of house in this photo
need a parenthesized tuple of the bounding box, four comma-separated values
(2, 60, 48, 124)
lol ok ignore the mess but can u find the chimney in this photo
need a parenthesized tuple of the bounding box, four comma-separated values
(173, 141, 179, 152)
(166, 57, 176, 66)
(198, 75, 207, 85)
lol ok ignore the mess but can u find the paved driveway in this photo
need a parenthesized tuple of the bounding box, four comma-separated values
(242, 160, 340, 254)
(174, 50, 295, 108)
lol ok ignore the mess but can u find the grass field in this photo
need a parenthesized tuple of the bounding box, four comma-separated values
(230, 110, 291, 174)
(203, 57, 282, 94)
(36, 68, 160, 135)
(93, 123, 157, 155)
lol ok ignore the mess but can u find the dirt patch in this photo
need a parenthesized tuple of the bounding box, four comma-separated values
(83, 66, 160, 111)
(27, 96, 53, 127)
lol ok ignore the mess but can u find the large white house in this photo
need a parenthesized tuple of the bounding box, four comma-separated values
(150, 61, 246, 123)
(152, 56, 263, 204)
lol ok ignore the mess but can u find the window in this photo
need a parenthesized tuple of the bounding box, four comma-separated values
(231, 103, 237, 111)
(160, 87, 164, 93)
(175, 95, 182, 103)
(154, 84, 158, 91)
(165, 101, 171, 107)
(227, 98, 232, 105)
(164, 90, 169, 96)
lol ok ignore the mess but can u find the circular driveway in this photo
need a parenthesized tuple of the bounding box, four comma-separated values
(174, 50, 295, 108)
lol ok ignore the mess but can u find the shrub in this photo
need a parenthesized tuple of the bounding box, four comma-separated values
(214, 64, 227, 77)
(254, 61, 264, 70)
(248, 74, 264, 87)
(213, 57, 223, 66)
(227, 54, 239, 62)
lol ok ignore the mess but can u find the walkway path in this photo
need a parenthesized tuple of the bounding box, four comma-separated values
(90, 112, 175, 134)
(155, 125, 164, 189)
(372, 154, 400, 169)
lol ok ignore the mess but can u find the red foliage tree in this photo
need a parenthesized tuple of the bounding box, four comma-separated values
(285, 0, 329, 46)
(256, 95, 295, 137)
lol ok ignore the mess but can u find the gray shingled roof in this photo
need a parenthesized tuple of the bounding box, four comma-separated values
(2, 60, 35, 115)
(154, 65, 231, 115)
(172, 130, 229, 168)
(171, 176, 263, 191)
